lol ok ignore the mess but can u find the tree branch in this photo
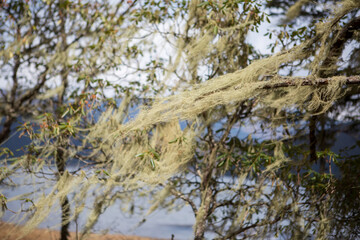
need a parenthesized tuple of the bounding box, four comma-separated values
(319, 16, 360, 77)
(223, 215, 282, 239)
(160, 183, 198, 216)
(260, 75, 360, 89)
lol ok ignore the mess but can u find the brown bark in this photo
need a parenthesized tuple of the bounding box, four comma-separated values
(57, 126, 69, 240)
(194, 187, 213, 240)
(309, 115, 317, 163)
(261, 75, 360, 89)
(0, 116, 15, 144)
(60, 196, 71, 240)
(56, 144, 70, 240)
(318, 16, 360, 78)
(57, 3, 71, 240)
(193, 146, 218, 240)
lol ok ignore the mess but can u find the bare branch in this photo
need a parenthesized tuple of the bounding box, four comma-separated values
(260, 75, 360, 89)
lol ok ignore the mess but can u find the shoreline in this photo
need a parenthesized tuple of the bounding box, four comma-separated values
(0, 221, 165, 240)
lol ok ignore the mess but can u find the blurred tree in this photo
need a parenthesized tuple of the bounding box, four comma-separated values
(0, 0, 145, 239)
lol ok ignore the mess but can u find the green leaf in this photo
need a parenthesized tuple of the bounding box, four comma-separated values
(61, 109, 69, 118)
(168, 138, 178, 144)
(213, 25, 218, 35)
(217, 159, 226, 168)
(150, 158, 155, 170)
(149, 148, 160, 159)
(197, 2, 209, 7)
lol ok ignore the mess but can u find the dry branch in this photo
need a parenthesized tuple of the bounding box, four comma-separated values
(261, 75, 360, 89)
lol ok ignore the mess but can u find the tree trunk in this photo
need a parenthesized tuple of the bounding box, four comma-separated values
(194, 187, 212, 240)
(0, 116, 14, 144)
(309, 115, 317, 163)
(60, 196, 71, 240)
(56, 146, 70, 240)
(194, 150, 216, 240)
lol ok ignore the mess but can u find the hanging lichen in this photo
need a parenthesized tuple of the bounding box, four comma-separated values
(1, 0, 359, 239)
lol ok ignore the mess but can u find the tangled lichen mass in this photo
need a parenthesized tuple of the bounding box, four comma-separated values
(1, 0, 360, 239)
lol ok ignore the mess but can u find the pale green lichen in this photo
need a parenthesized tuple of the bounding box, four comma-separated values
(2, 0, 359, 239)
